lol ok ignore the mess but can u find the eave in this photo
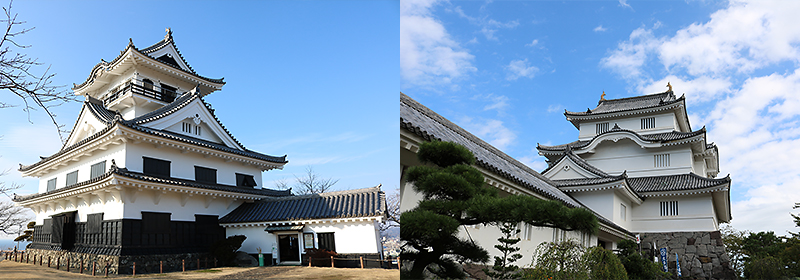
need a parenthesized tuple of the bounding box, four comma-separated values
(565, 98, 691, 132)
(558, 180, 644, 205)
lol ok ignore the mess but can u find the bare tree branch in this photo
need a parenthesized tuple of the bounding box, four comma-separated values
(0, 0, 77, 143)
(380, 188, 400, 232)
(0, 169, 28, 235)
(293, 166, 339, 195)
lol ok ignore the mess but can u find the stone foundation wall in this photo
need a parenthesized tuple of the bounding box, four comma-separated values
(639, 231, 737, 279)
(22, 249, 215, 275)
(25, 248, 120, 275)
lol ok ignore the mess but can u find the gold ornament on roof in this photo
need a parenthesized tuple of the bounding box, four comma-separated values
(600, 91, 606, 101)
(667, 82, 673, 92)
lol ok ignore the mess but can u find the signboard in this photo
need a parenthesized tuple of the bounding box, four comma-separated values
(635, 234, 640, 244)
(659, 248, 668, 272)
(304, 233, 315, 249)
(676, 253, 682, 276)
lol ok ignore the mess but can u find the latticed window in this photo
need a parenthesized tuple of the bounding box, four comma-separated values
(318, 232, 336, 251)
(46, 178, 57, 192)
(620, 204, 627, 221)
(660, 201, 679, 216)
(654, 154, 670, 167)
(641, 117, 656, 129)
(90, 161, 106, 179)
(66, 170, 78, 186)
(596, 122, 610, 134)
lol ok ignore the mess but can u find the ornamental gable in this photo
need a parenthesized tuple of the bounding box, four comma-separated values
(62, 100, 115, 149)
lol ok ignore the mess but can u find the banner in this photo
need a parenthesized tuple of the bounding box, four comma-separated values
(676, 253, 682, 276)
(660, 248, 668, 272)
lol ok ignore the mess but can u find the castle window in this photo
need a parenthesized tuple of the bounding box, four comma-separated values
(654, 154, 670, 167)
(317, 232, 336, 251)
(66, 170, 78, 186)
(236, 173, 257, 187)
(143, 157, 171, 177)
(142, 79, 155, 91)
(596, 122, 609, 134)
(620, 204, 627, 221)
(641, 117, 656, 129)
(90, 161, 106, 179)
(660, 201, 679, 216)
(182, 122, 201, 136)
(195, 125, 201, 136)
(87, 213, 104, 234)
(46, 178, 57, 192)
(141, 212, 171, 234)
(195, 166, 217, 184)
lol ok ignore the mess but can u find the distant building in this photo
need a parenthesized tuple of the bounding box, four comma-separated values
(400, 89, 735, 279)
(13, 30, 385, 274)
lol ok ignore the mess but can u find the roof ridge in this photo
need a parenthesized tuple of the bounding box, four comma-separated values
(264, 186, 382, 201)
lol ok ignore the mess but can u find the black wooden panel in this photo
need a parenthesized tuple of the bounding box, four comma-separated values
(87, 213, 104, 233)
(194, 166, 217, 184)
(141, 212, 170, 234)
(236, 173, 257, 187)
(318, 232, 336, 252)
(143, 157, 171, 177)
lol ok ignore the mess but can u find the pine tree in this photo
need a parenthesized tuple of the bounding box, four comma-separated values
(400, 141, 598, 279)
(484, 222, 523, 279)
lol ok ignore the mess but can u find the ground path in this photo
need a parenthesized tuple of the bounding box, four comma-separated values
(0, 260, 399, 279)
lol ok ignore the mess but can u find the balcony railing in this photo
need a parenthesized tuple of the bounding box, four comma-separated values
(104, 82, 178, 106)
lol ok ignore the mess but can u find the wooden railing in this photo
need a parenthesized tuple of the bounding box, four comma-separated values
(104, 82, 178, 105)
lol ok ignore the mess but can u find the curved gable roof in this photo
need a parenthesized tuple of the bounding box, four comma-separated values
(538, 126, 706, 152)
(565, 91, 680, 116)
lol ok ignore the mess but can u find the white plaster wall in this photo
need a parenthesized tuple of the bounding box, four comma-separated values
(630, 194, 717, 232)
(571, 190, 614, 222)
(613, 191, 633, 230)
(121, 190, 243, 221)
(581, 139, 694, 176)
(124, 141, 264, 188)
(228, 220, 382, 261)
(577, 113, 677, 140)
(37, 144, 126, 193)
(33, 190, 125, 224)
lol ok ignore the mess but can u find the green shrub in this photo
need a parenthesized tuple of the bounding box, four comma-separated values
(210, 235, 247, 266)
(616, 240, 669, 280)
(744, 255, 785, 280)
(584, 246, 627, 280)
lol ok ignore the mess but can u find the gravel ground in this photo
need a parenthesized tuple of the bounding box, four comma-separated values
(0, 260, 399, 279)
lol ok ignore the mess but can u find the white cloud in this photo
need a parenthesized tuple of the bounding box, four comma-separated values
(546, 104, 565, 113)
(525, 39, 539, 47)
(618, 0, 632, 9)
(471, 93, 510, 113)
(458, 117, 516, 150)
(453, 5, 519, 41)
(505, 59, 538, 80)
(594, 25, 607, 32)
(401, 0, 476, 88)
(638, 75, 731, 102)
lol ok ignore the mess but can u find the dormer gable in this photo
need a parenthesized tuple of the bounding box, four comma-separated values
(139, 29, 194, 74)
(62, 98, 116, 149)
(542, 150, 609, 180)
(130, 88, 245, 150)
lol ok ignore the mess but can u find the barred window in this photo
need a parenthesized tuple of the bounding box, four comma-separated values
(47, 178, 57, 192)
(195, 166, 217, 184)
(596, 122, 610, 134)
(66, 170, 78, 186)
(318, 232, 336, 251)
(641, 117, 656, 129)
(654, 154, 670, 167)
(143, 157, 171, 177)
(90, 161, 106, 179)
(620, 204, 627, 221)
(660, 201, 679, 216)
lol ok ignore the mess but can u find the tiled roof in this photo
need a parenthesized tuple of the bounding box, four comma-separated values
(401, 93, 633, 237)
(219, 187, 386, 223)
(551, 176, 626, 187)
(541, 149, 610, 177)
(627, 173, 730, 193)
(565, 91, 681, 116)
(538, 126, 706, 152)
(19, 98, 286, 172)
(73, 32, 224, 91)
(12, 166, 291, 202)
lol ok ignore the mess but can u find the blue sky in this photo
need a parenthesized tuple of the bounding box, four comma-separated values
(402, 0, 800, 235)
(0, 1, 399, 239)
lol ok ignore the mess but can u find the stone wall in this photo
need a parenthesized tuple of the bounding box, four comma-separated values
(639, 231, 737, 279)
(25, 248, 120, 275)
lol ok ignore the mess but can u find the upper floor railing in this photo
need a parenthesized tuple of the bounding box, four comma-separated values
(103, 80, 179, 106)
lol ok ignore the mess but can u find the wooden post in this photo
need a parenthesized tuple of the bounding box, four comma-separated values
(92, 261, 96, 276)
(105, 262, 109, 277)
(133, 262, 136, 276)
(205, 257, 208, 269)
(397, 257, 400, 269)
(214, 258, 217, 267)
(57, 257, 60, 270)
(160, 260, 163, 274)
(331, 256, 334, 268)
(197, 258, 200, 270)
(360, 256, 364, 269)
(48, 256, 51, 268)
(80, 259, 84, 274)
(67, 257, 70, 272)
